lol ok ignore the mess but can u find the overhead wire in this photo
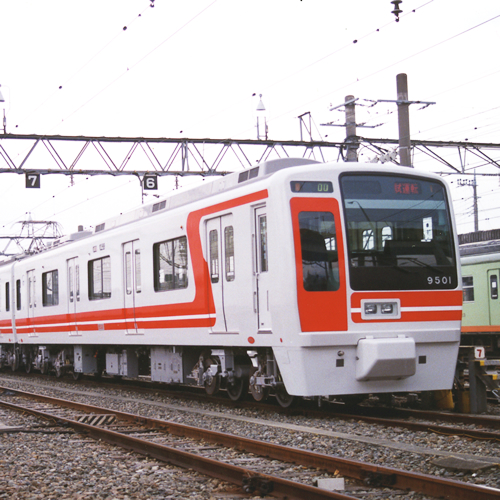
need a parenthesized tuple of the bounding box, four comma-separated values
(16, 4, 153, 132)
(178, 1, 436, 142)
(53, 0, 218, 131)
(268, 11, 500, 132)
(43, 177, 137, 227)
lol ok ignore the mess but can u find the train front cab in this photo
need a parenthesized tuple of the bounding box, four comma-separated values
(272, 167, 463, 400)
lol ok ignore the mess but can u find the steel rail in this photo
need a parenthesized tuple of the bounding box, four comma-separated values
(75, 374, 500, 431)
(87, 377, 500, 437)
(0, 398, 359, 500)
(337, 406, 500, 431)
(9, 374, 500, 435)
(290, 406, 500, 441)
(0, 387, 499, 500)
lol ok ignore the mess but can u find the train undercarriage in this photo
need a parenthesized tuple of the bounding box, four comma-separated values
(0, 343, 296, 407)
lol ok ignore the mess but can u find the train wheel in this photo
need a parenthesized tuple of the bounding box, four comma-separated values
(55, 365, 63, 378)
(40, 361, 49, 375)
(226, 377, 248, 401)
(72, 371, 82, 381)
(275, 385, 295, 408)
(203, 357, 220, 396)
(250, 383, 269, 402)
(205, 375, 220, 395)
(11, 348, 20, 372)
(24, 352, 32, 374)
(249, 369, 269, 402)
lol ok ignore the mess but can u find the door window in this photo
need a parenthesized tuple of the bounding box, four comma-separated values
(258, 215, 268, 273)
(224, 226, 235, 281)
(490, 274, 498, 300)
(209, 229, 219, 283)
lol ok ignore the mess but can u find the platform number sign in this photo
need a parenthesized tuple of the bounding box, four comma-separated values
(474, 347, 486, 359)
(26, 173, 41, 189)
(143, 174, 158, 191)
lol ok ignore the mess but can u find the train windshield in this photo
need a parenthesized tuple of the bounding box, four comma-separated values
(340, 173, 457, 291)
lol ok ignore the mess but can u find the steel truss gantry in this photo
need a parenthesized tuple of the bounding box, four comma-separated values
(1, 133, 499, 178)
(0, 133, 341, 178)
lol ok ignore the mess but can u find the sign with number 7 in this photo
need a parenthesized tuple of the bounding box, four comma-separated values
(25, 172, 41, 189)
(474, 347, 486, 359)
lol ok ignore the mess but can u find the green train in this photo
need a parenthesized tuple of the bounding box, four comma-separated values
(460, 229, 500, 357)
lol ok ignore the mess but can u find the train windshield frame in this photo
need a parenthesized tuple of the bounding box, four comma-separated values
(340, 172, 458, 291)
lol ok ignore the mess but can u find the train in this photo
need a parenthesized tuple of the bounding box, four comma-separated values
(0, 158, 463, 407)
(460, 230, 500, 358)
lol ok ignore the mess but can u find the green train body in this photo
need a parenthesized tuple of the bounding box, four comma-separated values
(460, 234, 500, 357)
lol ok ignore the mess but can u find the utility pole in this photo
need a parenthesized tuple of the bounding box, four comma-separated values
(396, 74, 411, 167)
(345, 95, 358, 162)
(321, 96, 381, 162)
(377, 73, 435, 168)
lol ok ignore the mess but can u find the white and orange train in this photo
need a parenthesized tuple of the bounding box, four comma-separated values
(0, 158, 462, 406)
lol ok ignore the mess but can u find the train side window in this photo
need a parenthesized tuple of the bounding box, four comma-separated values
(225, 226, 235, 281)
(89, 256, 112, 300)
(153, 236, 188, 291)
(16, 279, 21, 310)
(5, 282, 9, 312)
(299, 211, 339, 292)
(490, 274, 498, 300)
(209, 230, 219, 283)
(462, 276, 474, 302)
(42, 270, 59, 307)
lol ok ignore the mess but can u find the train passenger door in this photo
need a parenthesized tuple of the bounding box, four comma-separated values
(67, 257, 81, 336)
(206, 215, 237, 333)
(487, 269, 500, 326)
(123, 240, 141, 334)
(27, 270, 37, 336)
(254, 206, 272, 332)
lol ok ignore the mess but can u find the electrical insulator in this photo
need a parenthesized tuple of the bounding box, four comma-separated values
(391, 0, 402, 21)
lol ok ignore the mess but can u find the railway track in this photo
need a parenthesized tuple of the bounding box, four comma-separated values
(6, 372, 500, 441)
(5, 372, 500, 443)
(66, 375, 500, 439)
(0, 386, 498, 500)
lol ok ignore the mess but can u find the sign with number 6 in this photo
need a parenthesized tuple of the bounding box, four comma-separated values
(143, 174, 158, 190)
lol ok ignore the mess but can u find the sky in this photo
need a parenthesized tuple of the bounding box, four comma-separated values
(1, 0, 500, 247)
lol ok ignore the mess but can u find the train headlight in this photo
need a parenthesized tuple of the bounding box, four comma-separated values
(360, 300, 400, 320)
(381, 303, 394, 314)
(364, 303, 378, 315)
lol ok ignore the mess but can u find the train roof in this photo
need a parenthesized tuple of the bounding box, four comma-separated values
(92, 157, 320, 235)
(459, 228, 500, 263)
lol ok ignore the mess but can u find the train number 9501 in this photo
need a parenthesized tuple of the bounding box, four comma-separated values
(427, 276, 452, 286)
